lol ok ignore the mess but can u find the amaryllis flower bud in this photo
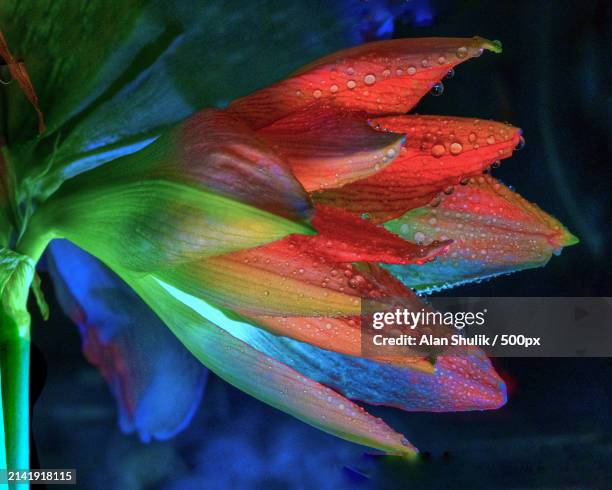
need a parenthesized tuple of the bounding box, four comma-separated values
(33, 35, 576, 457)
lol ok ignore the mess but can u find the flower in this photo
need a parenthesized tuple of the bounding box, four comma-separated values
(34, 36, 578, 457)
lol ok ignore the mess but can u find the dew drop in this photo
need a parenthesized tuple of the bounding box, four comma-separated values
(347, 80, 356, 89)
(330, 84, 338, 93)
(429, 81, 444, 96)
(313, 89, 322, 99)
(421, 58, 429, 67)
(443, 185, 454, 195)
(515, 135, 525, 151)
(386, 147, 397, 158)
(460, 177, 470, 185)
(468, 132, 477, 143)
(364, 73, 376, 85)
(449, 142, 463, 155)
(295, 90, 303, 97)
(407, 65, 417, 75)
(445, 68, 455, 79)
(491, 160, 501, 168)
(486, 135, 496, 145)
(431, 144, 446, 158)
(438, 55, 447, 64)
(456, 46, 468, 58)
(382, 69, 391, 77)
(414, 232, 426, 243)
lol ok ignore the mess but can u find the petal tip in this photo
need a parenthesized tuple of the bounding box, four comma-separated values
(476, 36, 503, 54)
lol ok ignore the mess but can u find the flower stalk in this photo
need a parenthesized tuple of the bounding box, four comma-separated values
(0, 248, 37, 489)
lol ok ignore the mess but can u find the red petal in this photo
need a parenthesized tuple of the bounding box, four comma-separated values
(229, 37, 502, 129)
(258, 107, 404, 191)
(385, 175, 579, 291)
(173, 108, 312, 222)
(316, 115, 522, 222)
(295, 204, 450, 264)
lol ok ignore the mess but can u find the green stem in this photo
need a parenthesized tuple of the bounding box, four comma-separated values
(0, 368, 8, 490)
(0, 335, 29, 470)
(0, 310, 30, 489)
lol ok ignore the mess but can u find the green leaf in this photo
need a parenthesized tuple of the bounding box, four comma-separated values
(1, 0, 369, 200)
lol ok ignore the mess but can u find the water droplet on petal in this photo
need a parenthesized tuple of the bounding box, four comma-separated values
(468, 132, 477, 143)
(445, 68, 455, 79)
(431, 144, 446, 157)
(407, 65, 417, 75)
(414, 232, 426, 243)
(515, 135, 525, 151)
(347, 80, 356, 89)
(330, 84, 338, 93)
(313, 89, 322, 98)
(486, 135, 496, 145)
(449, 142, 463, 155)
(443, 185, 454, 195)
(364, 73, 376, 85)
(421, 58, 429, 67)
(456, 46, 468, 58)
(430, 81, 444, 96)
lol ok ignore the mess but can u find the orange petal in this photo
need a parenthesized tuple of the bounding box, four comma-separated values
(0, 29, 45, 134)
(385, 175, 579, 291)
(258, 107, 404, 191)
(229, 36, 501, 129)
(160, 250, 440, 372)
(316, 115, 522, 222)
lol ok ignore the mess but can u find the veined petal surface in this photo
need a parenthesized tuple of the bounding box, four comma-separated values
(124, 272, 418, 457)
(258, 107, 404, 191)
(229, 36, 501, 129)
(316, 115, 522, 222)
(384, 175, 579, 291)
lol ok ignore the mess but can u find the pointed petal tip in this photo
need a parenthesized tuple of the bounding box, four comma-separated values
(552, 227, 579, 255)
(476, 36, 503, 54)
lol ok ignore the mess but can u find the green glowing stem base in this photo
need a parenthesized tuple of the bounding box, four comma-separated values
(1, 307, 31, 490)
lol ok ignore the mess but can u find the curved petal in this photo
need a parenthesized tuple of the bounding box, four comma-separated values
(47, 239, 207, 442)
(258, 107, 405, 191)
(316, 115, 522, 222)
(384, 175, 579, 292)
(229, 36, 501, 129)
(158, 208, 448, 318)
(248, 330, 507, 412)
(34, 109, 314, 272)
(160, 253, 444, 371)
(125, 271, 418, 456)
(305, 204, 450, 264)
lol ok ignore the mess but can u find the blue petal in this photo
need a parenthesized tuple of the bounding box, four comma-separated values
(47, 239, 207, 442)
